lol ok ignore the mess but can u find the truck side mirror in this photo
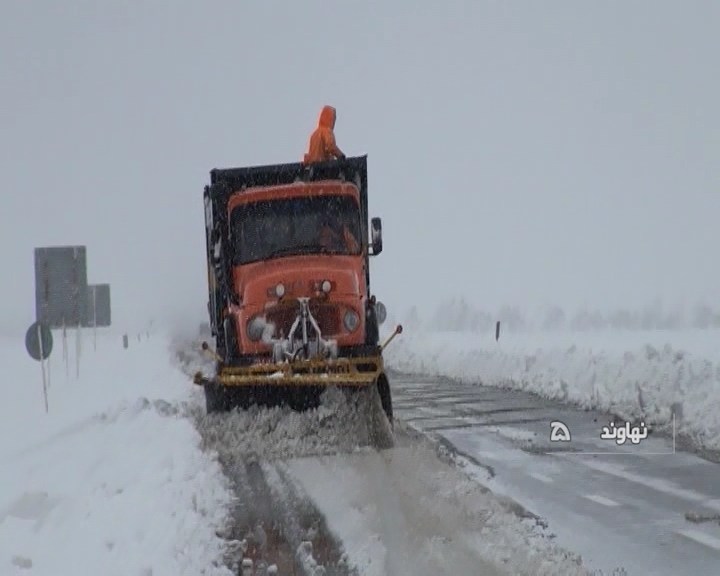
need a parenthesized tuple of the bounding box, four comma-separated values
(371, 217, 383, 256)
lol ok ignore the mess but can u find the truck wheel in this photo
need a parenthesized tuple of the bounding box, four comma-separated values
(204, 383, 228, 413)
(205, 383, 255, 413)
(377, 373, 393, 423)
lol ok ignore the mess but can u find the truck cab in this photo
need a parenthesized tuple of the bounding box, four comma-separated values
(230, 181, 372, 354)
(205, 156, 386, 364)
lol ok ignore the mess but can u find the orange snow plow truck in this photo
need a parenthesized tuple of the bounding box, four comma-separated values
(193, 156, 401, 423)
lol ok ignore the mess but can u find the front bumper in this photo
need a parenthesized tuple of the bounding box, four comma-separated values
(193, 355, 384, 388)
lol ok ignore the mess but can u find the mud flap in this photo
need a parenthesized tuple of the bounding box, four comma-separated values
(377, 373, 393, 423)
(369, 379, 395, 450)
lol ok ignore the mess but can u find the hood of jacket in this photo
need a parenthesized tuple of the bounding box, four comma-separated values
(318, 105, 336, 129)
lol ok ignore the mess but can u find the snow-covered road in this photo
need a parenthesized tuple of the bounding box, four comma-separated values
(192, 384, 585, 576)
(391, 372, 720, 575)
(281, 428, 585, 576)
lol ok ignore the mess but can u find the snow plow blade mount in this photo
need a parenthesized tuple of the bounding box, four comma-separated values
(193, 355, 384, 388)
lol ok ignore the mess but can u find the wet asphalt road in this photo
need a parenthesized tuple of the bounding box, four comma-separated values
(391, 373, 720, 576)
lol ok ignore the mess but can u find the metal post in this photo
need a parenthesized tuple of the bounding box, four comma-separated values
(63, 322, 69, 381)
(38, 323, 48, 413)
(93, 286, 97, 351)
(76, 323, 81, 379)
(46, 345, 51, 390)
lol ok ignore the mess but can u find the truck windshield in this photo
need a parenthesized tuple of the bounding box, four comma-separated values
(231, 195, 362, 264)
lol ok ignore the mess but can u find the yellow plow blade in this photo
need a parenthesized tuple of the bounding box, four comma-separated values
(194, 356, 383, 388)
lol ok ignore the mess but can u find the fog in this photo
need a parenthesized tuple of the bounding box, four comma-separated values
(2, 1, 718, 336)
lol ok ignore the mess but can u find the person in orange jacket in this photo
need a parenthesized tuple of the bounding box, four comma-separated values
(318, 217, 360, 253)
(303, 105, 346, 164)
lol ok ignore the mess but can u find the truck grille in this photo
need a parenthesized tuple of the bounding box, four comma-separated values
(264, 301, 341, 338)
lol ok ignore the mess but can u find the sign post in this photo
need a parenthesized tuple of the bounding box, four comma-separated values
(32, 247, 112, 388)
(46, 339, 52, 390)
(76, 322, 81, 379)
(62, 322, 69, 381)
(92, 286, 97, 351)
(25, 321, 53, 412)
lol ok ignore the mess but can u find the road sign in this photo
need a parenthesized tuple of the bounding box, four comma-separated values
(25, 321, 53, 361)
(86, 284, 112, 327)
(34, 246, 88, 328)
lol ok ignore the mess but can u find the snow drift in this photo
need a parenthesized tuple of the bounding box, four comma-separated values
(385, 329, 720, 453)
(0, 330, 233, 576)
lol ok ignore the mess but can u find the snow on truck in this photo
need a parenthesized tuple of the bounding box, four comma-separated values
(193, 155, 402, 425)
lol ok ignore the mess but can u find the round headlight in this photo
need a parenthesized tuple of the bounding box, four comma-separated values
(321, 280, 332, 293)
(275, 283, 285, 298)
(343, 309, 360, 332)
(246, 317, 265, 342)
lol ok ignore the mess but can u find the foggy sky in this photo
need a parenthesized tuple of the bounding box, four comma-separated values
(2, 1, 718, 336)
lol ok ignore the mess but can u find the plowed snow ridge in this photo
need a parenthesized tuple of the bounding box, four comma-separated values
(387, 330, 720, 453)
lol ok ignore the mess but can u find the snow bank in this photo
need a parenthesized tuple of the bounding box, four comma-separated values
(194, 386, 393, 463)
(0, 330, 233, 576)
(174, 331, 394, 460)
(385, 329, 720, 452)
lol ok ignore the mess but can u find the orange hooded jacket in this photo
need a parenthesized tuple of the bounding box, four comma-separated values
(303, 105, 345, 164)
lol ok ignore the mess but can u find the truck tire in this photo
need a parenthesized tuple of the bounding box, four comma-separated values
(205, 383, 254, 413)
(204, 383, 228, 413)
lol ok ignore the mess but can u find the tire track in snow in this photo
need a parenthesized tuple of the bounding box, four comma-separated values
(191, 394, 381, 575)
(262, 463, 357, 573)
(281, 426, 586, 576)
(176, 335, 388, 574)
(219, 456, 355, 575)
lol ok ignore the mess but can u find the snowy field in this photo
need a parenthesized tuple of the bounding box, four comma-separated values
(0, 330, 233, 576)
(385, 328, 720, 454)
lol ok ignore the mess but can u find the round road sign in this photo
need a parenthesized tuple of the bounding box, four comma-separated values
(25, 321, 53, 361)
